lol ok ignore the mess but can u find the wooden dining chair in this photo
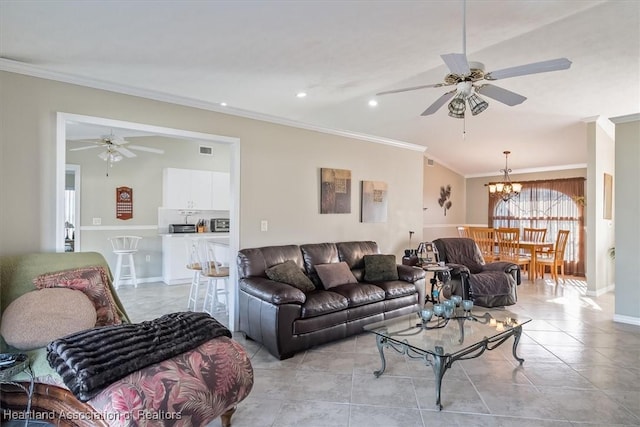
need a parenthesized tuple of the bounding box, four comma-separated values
(521, 227, 548, 258)
(536, 230, 570, 282)
(457, 226, 470, 238)
(495, 228, 532, 280)
(470, 227, 499, 263)
(522, 227, 547, 243)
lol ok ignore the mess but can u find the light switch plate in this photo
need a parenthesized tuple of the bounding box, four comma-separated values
(92, 217, 102, 225)
(260, 220, 268, 232)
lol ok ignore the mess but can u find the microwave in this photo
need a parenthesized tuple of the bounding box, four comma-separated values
(210, 218, 230, 232)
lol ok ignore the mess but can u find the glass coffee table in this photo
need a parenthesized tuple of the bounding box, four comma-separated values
(364, 307, 531, 410)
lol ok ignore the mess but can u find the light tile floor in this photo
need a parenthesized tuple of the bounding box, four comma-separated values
(116, 277, 640, 427)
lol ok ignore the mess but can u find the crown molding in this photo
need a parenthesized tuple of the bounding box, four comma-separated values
(609, 113, 640, 124)
(0, 58, 426, 153)
(465, 163, 588, 179)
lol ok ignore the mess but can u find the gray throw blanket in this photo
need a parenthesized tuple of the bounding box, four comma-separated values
(47, 311, 231, 402)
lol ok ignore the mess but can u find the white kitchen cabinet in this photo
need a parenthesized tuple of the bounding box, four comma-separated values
(211, 171, 230, 211)
(163, 168, 215, 210)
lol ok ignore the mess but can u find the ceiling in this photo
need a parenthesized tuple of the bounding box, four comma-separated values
(1, 1, 638, 176)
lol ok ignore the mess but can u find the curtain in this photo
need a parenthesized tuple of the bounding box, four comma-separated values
(488, 177, 586, 276)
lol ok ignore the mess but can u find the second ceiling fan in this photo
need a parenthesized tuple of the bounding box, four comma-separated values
(376, 1, 572, 118)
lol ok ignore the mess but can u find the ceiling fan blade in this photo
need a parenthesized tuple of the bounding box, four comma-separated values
(440, 53, 470, 76)
(376, 83, 445, 96)
(421, 91, 456, 116)
(477, 84, 527, 106)
(484, 58, 572, 80)
(128, 145, 165, 154)
(115, 146, 137, 158)
(69, 145, 101, 151)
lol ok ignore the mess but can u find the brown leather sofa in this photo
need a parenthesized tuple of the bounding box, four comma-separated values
(433, 237, 520, 308)
(237, 241, 427, 359)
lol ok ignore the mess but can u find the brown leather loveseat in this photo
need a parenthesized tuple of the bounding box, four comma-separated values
(237, 241, 426, 359)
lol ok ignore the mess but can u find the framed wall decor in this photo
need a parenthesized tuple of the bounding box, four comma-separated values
(116, 186, 133, 220)
(360, 180, 388, 223)
(320, 168, 351, 214)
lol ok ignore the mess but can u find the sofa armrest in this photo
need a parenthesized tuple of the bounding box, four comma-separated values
(239, 277, 307, 305)
(397, 264, 426, 282)
(445, 263, 471, 277)
(483, 261, 521, 285)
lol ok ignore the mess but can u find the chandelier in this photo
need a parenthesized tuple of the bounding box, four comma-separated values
(487, 151, 522, 201)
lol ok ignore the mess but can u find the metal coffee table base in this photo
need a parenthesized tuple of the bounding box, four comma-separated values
(373, 325, 525, 410)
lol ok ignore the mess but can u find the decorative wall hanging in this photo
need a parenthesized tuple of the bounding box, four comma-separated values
(360, 180, 388, 223)
(438, 185, 452, 216)
(116, 186, 133, 220)
(320, 168, 351, 214)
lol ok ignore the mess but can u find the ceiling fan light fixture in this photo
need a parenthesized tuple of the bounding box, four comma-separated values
(468, 93, 489, 115)
(448, 93, 466, 116)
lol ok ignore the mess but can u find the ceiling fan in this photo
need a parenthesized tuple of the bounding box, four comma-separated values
(69, 132, 164, 176)
(376, 0, 572, 118)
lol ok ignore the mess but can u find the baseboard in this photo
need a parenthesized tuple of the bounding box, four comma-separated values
(613, 313, 640, 326)
(585, 283, 615, 297)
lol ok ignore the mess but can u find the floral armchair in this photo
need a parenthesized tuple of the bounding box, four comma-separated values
(0, 252, 253, 427)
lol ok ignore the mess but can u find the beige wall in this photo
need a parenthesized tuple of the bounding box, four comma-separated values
(0, 71, 424, 261)
(422, 158, 466, 242)
(586, 120, 615, 295)
(612, 117, 640, 322)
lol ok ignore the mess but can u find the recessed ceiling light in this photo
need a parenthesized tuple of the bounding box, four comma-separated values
(220, 102, 227, 107)
(296, 92, 307, 98)
(368, 99, 378, 107)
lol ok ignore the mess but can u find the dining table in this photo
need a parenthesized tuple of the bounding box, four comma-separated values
(518, 240, 555, 280)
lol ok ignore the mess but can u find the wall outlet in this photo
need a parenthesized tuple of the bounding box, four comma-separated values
(260, 220, 268, 232)
(92, 217, 101, 225)
(145, 255, 151, 262)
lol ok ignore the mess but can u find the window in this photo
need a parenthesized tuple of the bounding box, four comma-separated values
(489, 178, 585, 276)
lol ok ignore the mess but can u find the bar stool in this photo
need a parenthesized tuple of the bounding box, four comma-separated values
(108, 236, 141, 289)
(202, 240, 230, 316)
(186, 237, 205, 311)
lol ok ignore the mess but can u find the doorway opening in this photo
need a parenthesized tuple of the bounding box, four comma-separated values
(55, 112, 241, 330)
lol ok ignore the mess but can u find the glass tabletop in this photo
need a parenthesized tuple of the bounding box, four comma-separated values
(364, 308, 531, 356)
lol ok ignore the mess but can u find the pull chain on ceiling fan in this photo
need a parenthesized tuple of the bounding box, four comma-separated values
(375, 0, 572, 121)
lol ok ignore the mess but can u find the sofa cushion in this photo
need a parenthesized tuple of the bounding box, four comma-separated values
(33, 266, 121, 326)
(328, 283, 386, 307)
(373, 280, 418, 299)
(301, 291, 349, 318)
(1, 288, 96, 350)
(315, 262, 358, 289)
(265, 260, 316, 292)
(363, 254, 399, 282)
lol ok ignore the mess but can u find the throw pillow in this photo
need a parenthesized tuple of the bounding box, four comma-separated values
(363, 254, 399, 282)
(265, 260, 316, 292)
(314, 261, 358, 289)
(34, 266, 122, 326)
(1, 288, 97, 351)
